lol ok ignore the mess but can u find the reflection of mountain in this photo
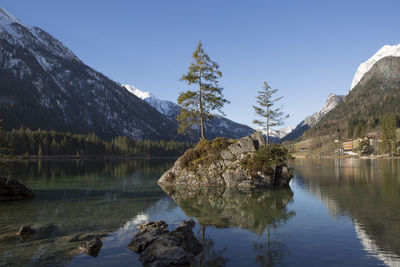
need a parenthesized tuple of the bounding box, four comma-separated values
(293, 159, 400, 265)
(160, 186, 295, 235)
(354, 221, 400, 267)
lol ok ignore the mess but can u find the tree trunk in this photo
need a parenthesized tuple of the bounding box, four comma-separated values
(266, 106, 269, 145)
(199, 77, 205, 140)
(200, 224, 206, 266)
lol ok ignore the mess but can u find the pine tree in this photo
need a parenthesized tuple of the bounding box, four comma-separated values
(38, 144, 43, 157)
(253, 82, 288, 145)
(381, 114, 397, 155)
(178, 41, 229, 140)
(0, 117, 11, 176)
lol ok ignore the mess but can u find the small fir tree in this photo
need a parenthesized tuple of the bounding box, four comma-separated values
(177, 41, 229, 140)
(253, 82, 288, 145)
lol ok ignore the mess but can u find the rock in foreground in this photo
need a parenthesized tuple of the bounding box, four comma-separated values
(0, 177, 34, 201)
(79, 238, 103, 257)
(158, 132, 293, 188)
(128, 220, 202, 267)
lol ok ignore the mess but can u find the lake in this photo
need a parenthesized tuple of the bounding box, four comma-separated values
(1, 158, 399, 266)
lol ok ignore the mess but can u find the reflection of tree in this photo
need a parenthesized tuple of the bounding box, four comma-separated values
(253, 225, 289, 267)
(161, 186, 295, 235)
(161, 186, 296, 266)
(9, 158, 175, 182)
(193, 224, 229, 267)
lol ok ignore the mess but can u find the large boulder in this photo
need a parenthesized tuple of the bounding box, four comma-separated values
(0, 177, 34, 201)
(158, 132, 293, 188)
(128, 220, 203, 267)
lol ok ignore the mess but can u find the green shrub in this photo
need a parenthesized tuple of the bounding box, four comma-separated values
(242, 144, 293, 175)
(177, 137, 234, 171)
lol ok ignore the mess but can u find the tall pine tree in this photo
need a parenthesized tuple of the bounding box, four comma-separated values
(381, 113, 397, 155)
(178, 41, 229, 140)
(253, 82, 288, 145)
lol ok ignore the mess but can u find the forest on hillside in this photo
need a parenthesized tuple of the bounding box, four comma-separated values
(1, 128, 193, 158)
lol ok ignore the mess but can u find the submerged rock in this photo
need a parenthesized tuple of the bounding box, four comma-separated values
(158, 132, 293, 188)
(16, 224, 61, 240)
(0, 177, 34, 201)
(68, 232, 108, 243)
(79, 238, 103, 257)
(128, 220, 203, 267)
(16, 226, 36, 239)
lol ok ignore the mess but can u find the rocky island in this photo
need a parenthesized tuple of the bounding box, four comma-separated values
(158, 132, 293, 188)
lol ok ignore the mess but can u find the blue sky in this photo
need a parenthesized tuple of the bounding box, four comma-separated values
(2, 1, 400, 129)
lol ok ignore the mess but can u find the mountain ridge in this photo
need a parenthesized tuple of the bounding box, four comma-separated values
(351, 44, 400, 90)
(304, 55, 400, 139)
(0, 7, 178, 140)
(122, 84, 255, 140)
(282, 93, 344, 141)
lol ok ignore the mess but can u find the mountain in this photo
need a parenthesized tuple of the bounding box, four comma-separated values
(256, 126, 294, 143)
(0, 7, 180, 140)
(304, 44, 400, 139)
(282, 94, 344, 141)
(351, 44, 400, 90)
(122, 85, 180, 121)
(122, 85, 255, 140)
(270, 126, 295, 139)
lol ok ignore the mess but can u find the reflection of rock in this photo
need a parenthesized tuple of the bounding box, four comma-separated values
(16, 224, 60, 240)
(158, 132, 293, 188)
(128, 220, 203, 266)
(68, 232, 108, 243)
(79, 238, 103, 257)
(161, 186, 295, 235)
(0, 177, 34, 201)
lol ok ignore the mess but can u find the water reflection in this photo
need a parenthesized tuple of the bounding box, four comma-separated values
(0, 159, 175, 267)
(160, 186, 295, 235)
(161, 186, 296, 266)
(292, 159, 400, 265)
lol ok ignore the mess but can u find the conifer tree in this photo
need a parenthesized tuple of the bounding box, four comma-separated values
(381, 113, 397, 155)
(178, 41, 229, 140)
(253, 82, 288, 145)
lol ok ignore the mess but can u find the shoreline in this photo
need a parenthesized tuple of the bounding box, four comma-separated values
(291, 153, 400, 160)
(9, 155, 180, 162)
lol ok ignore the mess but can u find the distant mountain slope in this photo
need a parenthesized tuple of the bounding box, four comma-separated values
(305, 54, 400, 139)
(0, 7, 179, 140)
(122, 85, 255, 140)
(282, 94, 344, 141)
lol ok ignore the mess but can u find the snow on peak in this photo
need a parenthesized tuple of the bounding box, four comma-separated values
(122, 84, 177, 116)
(269, 126, 295, 139)
(351, 44, 400, 90)
(122, 84, 153, 100)
(0, 7, 21, 25)
(302, 93, 344, 127)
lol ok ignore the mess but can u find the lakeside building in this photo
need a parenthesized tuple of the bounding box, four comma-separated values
(343, 139, 357, 156)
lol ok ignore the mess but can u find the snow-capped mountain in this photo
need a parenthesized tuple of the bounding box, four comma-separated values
(270, 126, 295, 139)
(302, 94, 345, 127)
(122, 84, 255, 140)
(282, 94, 344, 141)
(351, 44, 400, 90)
(0, 7, 177, 140)
(122, 85, 180, 120)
